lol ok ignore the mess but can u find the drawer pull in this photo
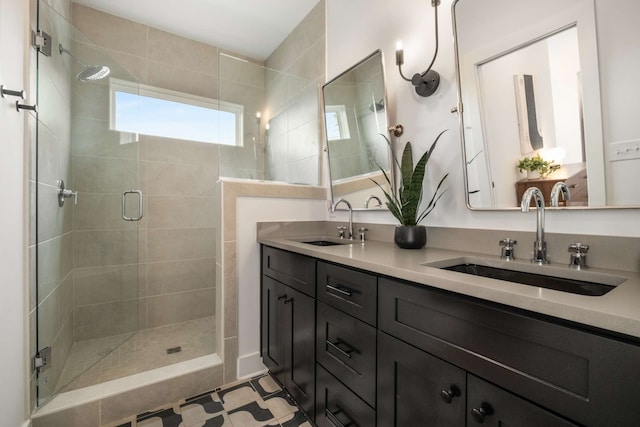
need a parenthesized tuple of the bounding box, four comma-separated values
(440, 385, 461, 404)
(326, 339, 356, 359)
(326, 284, 353, 297)
(471, 402, 494, 423)
(325, 407, 352, 427)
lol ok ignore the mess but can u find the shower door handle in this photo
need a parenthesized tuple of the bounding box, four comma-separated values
(122, 190, 143, 221)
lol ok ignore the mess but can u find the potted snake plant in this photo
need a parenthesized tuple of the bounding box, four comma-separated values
(373, 131, 449, 249)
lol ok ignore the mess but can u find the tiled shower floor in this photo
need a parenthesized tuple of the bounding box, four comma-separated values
(57, 316, 216, 392)
(104, 373, 314, 427)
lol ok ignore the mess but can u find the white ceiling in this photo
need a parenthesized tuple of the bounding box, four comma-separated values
(72, 0, 320, 61)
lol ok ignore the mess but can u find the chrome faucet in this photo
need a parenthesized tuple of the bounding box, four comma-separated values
(332, 198, 354, 239)
(520, 187, 548, 264)
(364, 194, 383, 208)
(550, 182, 570, 207)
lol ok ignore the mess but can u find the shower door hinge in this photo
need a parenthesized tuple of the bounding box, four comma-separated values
(32, 30, 52, 57)
(33, 347, 52, 372)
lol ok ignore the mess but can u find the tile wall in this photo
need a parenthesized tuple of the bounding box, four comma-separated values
(71, 4, 218, 339)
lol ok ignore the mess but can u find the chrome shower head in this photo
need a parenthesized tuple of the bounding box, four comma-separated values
(77, 65, 111, 82)
(59, 43, 111, 82)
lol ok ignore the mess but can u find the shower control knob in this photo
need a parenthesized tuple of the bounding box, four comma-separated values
(57, 180, 78, 206)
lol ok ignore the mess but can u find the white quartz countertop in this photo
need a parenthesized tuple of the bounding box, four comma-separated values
(258, 234, 640, 340)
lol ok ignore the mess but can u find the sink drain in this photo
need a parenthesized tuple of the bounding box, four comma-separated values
(166, 346, 182, 354)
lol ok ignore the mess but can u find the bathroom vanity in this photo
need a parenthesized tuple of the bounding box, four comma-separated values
(259, 224, 640, 426)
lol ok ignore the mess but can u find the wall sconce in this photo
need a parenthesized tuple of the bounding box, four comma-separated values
(395, 0, 441, 97)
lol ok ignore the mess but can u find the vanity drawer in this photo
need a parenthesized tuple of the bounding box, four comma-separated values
(317, 261, 377, 325)
(262, 246, 316, 297)
(316, 301, 376, 406)
(378, 278, 640, 427)
(315, 364, 376, 427)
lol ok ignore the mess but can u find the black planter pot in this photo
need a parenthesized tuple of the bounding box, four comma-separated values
(394, 225, 427, 249)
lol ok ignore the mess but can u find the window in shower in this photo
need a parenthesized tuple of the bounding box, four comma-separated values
(109, 78, 244, 146)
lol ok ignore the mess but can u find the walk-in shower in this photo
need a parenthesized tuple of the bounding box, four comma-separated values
(32, 0, 323, 420)
(33, 0, 219, 409)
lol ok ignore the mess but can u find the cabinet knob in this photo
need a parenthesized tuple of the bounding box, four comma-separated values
(283, 297, 293, 304)
(471, 402, 494, 423)
(277, 294, 287, 301)
(440, 385, 461, 404)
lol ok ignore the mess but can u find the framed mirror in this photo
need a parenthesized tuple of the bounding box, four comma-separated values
(323, 50, 393, 210)
(453, 0, 640, 209)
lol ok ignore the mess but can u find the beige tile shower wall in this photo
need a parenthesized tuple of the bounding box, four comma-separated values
(264, 0, 325, 185)
(140, 136, 218, 329)
(71, 4, 218, 339)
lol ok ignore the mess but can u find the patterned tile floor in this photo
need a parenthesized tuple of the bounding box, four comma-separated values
(104, 373, 314, 427)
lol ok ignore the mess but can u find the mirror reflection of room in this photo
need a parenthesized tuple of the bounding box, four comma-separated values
(477, 26, 587, 207)
(323, 50, 392, 209)
(452, 0, 640, 210)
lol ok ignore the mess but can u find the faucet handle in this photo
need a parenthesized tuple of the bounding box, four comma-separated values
(499, 238, 517, 260)
(358, 227, 368, 242)
(568, 243, 589, 269)
(499, 238, 517, 247)
(568, 243, 589, 253)
(337, 226, 347, 239)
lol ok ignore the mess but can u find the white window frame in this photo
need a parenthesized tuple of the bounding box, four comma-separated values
(109, 78, 244, 146)
(325, 104, 351, 141)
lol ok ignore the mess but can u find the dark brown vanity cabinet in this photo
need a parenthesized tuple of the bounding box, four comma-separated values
(379, 277, 640, 427)
(261, 245, 640, 426)
(377, 331, 466, 426)
(261, 247, 316, 419)
(378, 331, 579, 427)
(316, 364, 377, 427)
(315, 261, 378, 426)
(466, 375, 579, 427)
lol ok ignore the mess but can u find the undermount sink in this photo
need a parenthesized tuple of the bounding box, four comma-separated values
(424, 257, 627, 296)
(290, 237, 352, 246)
(302, 239, 349, 246)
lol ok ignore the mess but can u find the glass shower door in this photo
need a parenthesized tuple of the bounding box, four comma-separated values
(34, 0, 142, 405)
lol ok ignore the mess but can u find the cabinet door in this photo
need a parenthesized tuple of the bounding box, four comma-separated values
(378, 332, 466, 427)
(467, 375, 579, 427)
(283, 286, 316, 420)
(261, 276, 286, 382)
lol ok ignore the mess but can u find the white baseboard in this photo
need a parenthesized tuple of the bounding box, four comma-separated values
(237, 352, 267, 379)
